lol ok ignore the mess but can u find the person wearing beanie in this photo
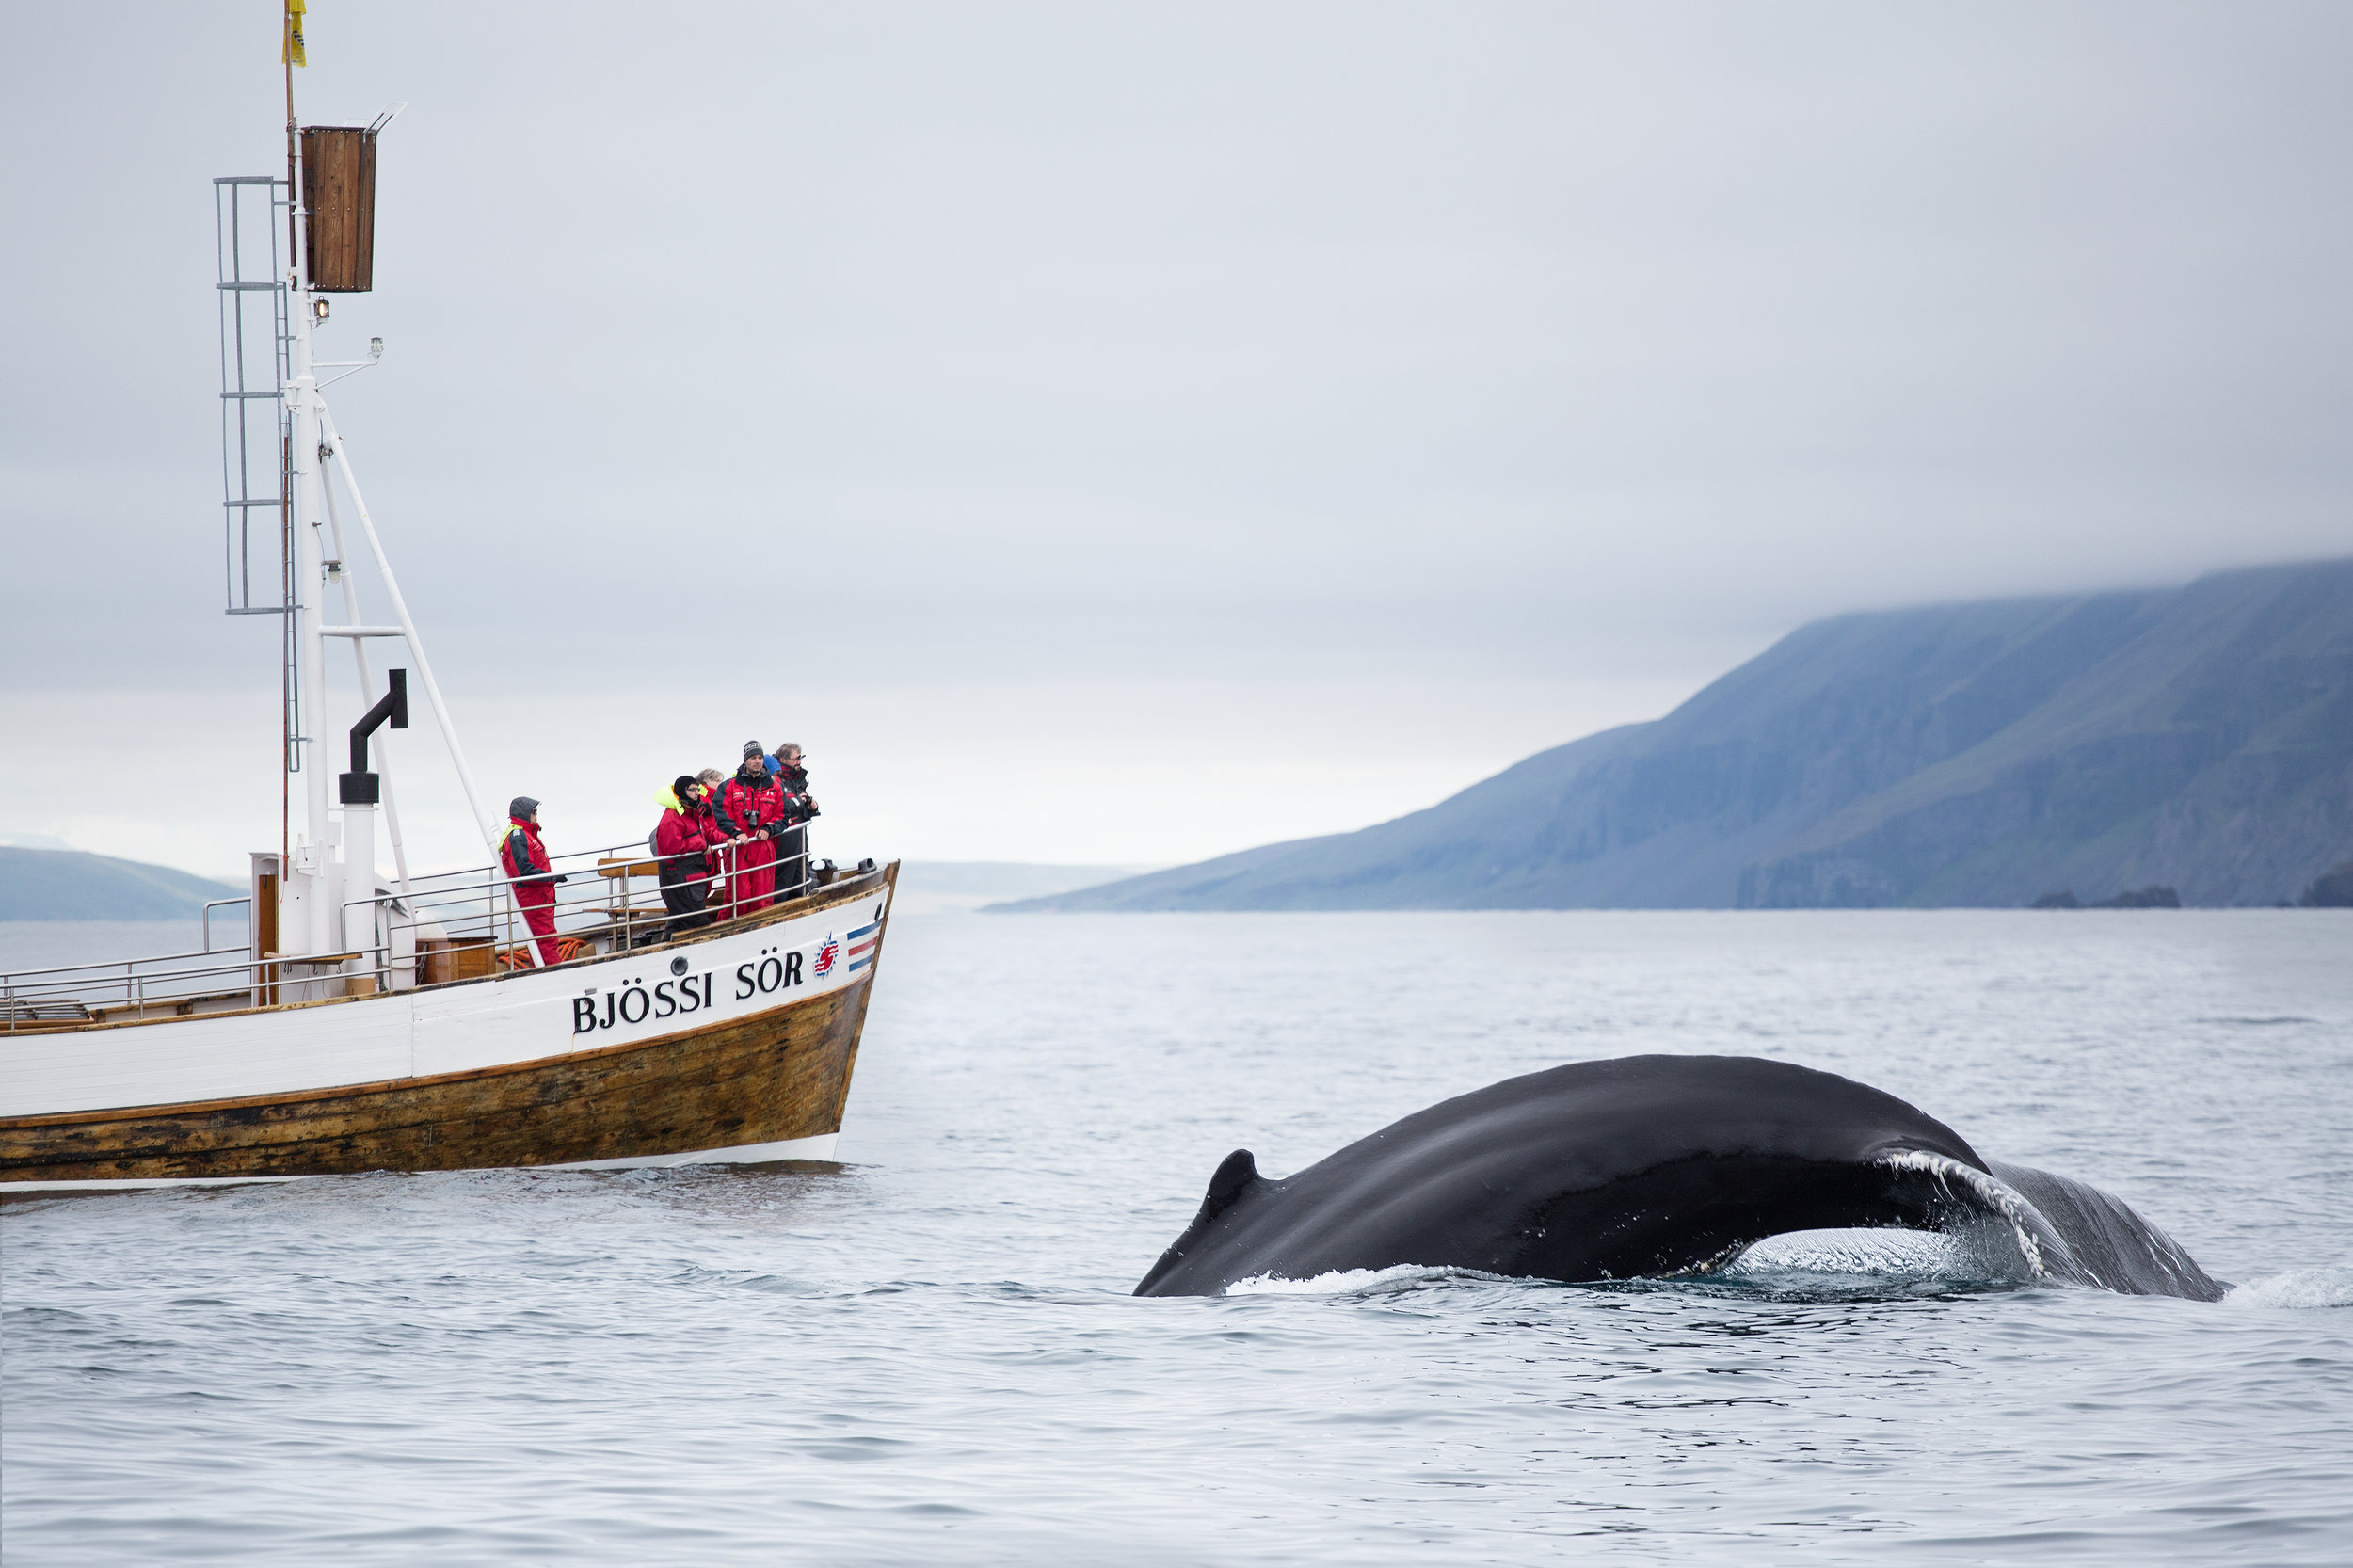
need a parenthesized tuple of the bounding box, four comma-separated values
(710, 741, 787, 919)
(652, 775, 717, 938)
(496, 796, 565, 968)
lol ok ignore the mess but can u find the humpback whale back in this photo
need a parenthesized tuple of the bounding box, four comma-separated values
(1132, 1055, 2225, 1302)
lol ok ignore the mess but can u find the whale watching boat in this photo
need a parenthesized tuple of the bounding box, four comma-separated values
(0, 39, 896, 1192)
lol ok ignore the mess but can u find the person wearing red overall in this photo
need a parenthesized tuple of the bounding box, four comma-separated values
(712, 743, 786, 918)
(498, 795, 565, 967)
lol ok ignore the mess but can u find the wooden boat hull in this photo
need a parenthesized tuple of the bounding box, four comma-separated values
(0, 866, 895, 1190)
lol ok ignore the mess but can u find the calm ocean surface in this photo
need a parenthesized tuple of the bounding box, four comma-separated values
(5, 910, 2350, 1565)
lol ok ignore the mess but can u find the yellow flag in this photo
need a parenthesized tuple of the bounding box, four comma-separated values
(283, 0, 307, 68)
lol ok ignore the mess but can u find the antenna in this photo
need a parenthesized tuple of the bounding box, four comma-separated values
(368, 102, 408, 135)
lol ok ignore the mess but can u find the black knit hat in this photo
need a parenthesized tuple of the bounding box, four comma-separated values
(743, 740, 764, 760)
(673, 775, 698, 798)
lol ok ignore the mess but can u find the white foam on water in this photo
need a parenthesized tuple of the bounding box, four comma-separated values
(2225, 1266, 2353, 1310)
(1221, 1264, 1462, 1297)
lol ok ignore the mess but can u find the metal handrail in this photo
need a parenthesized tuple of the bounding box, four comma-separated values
(202, 897, 251, 952)
(2, 951, 292, 1029)
(0, 945, 278, 983)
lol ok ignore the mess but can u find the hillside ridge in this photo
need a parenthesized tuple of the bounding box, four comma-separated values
(994, 559, 2353, 911)
(0, 848, 243, 922)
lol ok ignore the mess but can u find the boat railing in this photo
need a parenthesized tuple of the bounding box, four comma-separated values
(0, 949, 282, 1027)
(0, 828, 855, 1029)
(341, 828, 824, 984)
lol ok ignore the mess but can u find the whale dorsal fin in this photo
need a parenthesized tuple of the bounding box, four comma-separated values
(1131, 1149, 1269, 1296)
(1197, 1148, 1262, 1224)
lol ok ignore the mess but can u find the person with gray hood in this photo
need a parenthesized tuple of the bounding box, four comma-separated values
(496, 795, 565, 967)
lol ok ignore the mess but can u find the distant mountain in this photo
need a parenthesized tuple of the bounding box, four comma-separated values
(0, 848, 243, 921)
(995, 560, 2353, 912)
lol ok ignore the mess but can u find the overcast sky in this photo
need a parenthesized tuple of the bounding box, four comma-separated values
(4, 2, 2349, 879)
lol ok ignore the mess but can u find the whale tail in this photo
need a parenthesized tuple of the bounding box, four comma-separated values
(1128, 1058, 2229, 1301)
(1134, 1148, 1267, 1296)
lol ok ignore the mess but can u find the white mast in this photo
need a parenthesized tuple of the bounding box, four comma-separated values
(284, 82, 337, 960)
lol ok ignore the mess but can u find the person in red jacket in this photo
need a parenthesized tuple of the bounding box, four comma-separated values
(712, 742, 785, 917)
(497, 795, 566, 967)
(653, 775, 717, 938)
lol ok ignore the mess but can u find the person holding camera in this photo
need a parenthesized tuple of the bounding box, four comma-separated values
(712, 742, 786, 917)
(769, 742, 819, 899)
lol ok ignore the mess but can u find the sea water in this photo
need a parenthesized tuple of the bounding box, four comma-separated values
(3, 910, 2348, 1565)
